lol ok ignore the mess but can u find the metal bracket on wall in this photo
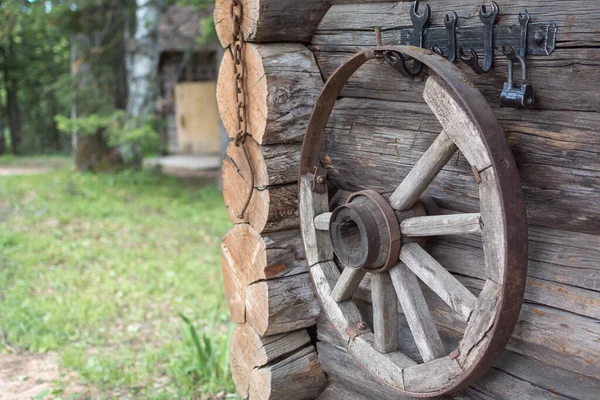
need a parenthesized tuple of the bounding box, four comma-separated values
(389, 1, 557, 65)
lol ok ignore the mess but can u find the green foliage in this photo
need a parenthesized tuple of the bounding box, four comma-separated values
(55, 111, 160, 156)
(0, 161, 235, 397)
(178, 314, 235, 394)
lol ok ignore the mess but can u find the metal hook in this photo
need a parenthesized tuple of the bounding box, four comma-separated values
(431, 46, 444, 57)
(383, 51, 419, 78)
(458, 48, 486, 74)
(444, 11, 458, 63)
(405, 0, 431, 76)
(459, 2, 499, 74)
(518, 10, 530, 58)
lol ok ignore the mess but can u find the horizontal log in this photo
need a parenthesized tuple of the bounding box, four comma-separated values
(427, 224, 600, 316)
(316, 0, 600, 48)
(321, 97, 600, 233)
(231, 324, 327, 400)
(221, 224, 307, 323)
(217, 43, 322, 144)
(312, 2, 600, 111)
(354, 267, 599, 379)
(246, 272, 321, 336)
(214, 0, 383, 48)
(222, 140, 298, 232)
(317, 310, 600, 400)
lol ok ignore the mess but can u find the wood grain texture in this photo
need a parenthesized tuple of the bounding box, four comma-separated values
(478, 168, 506, 284)
(222, 141, 298, 233)
(389, 130, 457, 211)
(401, 213, 481, 237)
(217, 43, 322, 144)
(389, 263, 446, 362)
(251, 345, 327, 400)
(311, 261, 415, 390)
(312, 1, 600, 112)
(245, 273, 321, 336)
(230, 324, 312, 398)
(214, 0, 384, 47)
(457, 280, 501, 370)
(318, 309, 598, 400)
(221, 225, 307, 323)
(424, 75, 491, 171)
(331, 267, 366, 303)
(358, 270, 600, 380)
(400, 243, 478, 321)
(300, 174, 334, 267)
(371, 272, 399, 353)
(320, 97, 600, 233)
(314, 212, 332, 231)
(403, 356, 463, 393)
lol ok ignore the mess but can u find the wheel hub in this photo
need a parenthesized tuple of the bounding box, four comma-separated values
(329, 190, 401, 273)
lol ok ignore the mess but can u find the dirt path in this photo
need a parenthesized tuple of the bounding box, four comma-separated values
(0, 353, 89, 400)
(0, 167, 51, 176)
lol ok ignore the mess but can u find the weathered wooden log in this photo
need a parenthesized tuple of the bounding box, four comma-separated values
(425, 223, 600, 318)
(214, 0, 383, 48)
(316, 313, 600, 400)
(244, 272, 321, 336)
(321, 97, 600, 234)
(221, 224, 307, 323)
(354, 268, 599, 380)
(312, 2, 600, 112)
(230, 324, 327, 400)
(221, 224, 319, 336)
(222, 138, 300, 233)
(216, 43, 322, 144)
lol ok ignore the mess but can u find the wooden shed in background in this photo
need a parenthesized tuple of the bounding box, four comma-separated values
(216, 1, 599, 399)
(157, 6, 223, 155)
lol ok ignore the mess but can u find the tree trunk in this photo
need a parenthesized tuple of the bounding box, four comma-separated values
(1, 37, 22, 154)
(127, 0, 162, 118)
(47, 35, 63, 152)
(113, 0, 128, 111)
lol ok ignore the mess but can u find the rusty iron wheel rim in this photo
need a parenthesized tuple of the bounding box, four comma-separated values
(298, 46, 528, 397)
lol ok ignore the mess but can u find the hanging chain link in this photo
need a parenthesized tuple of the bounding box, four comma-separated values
(230, 0, 254, 219)
(230, 0, 248, 146)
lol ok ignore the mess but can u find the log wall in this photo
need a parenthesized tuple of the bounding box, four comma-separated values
(216, 1, 600, 399)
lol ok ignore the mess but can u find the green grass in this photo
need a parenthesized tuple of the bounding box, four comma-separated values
(0, 157, 236, 398)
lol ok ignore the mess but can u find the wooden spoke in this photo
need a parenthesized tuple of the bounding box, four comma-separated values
(424, 75, 492, 171)
(371, 272, 398, 353)
(331, 267, 367, 303)
(400, 243, 477, 321)
(389, 263, 445, 362)
(400, 213, 482, 237)
(314, 212, 332, 231)
(389, 130, 457, 211)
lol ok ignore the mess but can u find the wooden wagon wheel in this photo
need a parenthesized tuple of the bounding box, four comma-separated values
(299, 46, 528, 397)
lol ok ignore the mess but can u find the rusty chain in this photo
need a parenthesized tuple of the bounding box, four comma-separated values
(230, 0, 254, 219)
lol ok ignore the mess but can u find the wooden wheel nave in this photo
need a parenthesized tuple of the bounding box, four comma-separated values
(299, 46, 528, 397)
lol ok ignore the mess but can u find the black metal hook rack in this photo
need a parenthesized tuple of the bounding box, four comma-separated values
(381, 1, 557, 108)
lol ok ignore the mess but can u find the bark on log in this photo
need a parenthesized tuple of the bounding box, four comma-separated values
(216, 43, 322, 144)
(230, 324, 327, 400)
(221, 224, 307, 323)
(222, 138, 300, 233)
(312, 2, 600, 112)
(214, 0, 383, 48)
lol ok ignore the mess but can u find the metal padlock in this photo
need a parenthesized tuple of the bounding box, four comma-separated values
(500, 54, 535, 109)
